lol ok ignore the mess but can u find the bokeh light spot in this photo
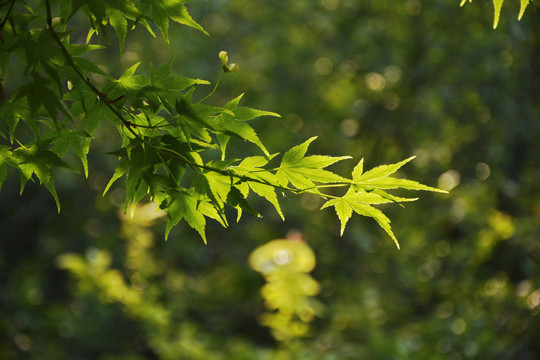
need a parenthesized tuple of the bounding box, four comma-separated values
(364, 72, 386, 91)
(527, 289, 540, 310)
(315, 57, 333, 75)
(451, 318, 467, 335)
(436, 301, 454, 319)
(516, 280, 531, 297)
(384, 65, 402, 83)
(475, 162, 491, 181)
(435, 240, 451, 257)
(438, 170, 460, 191)
(450, 199, 466, 223)
(405, 0, 422, 15)
(321, 0, 340, 11)
(120, 51, 140, 68)
(274, 249, 294, 265)
(484, 273, 507, 297)
(14, 333, 31, 351)
(340, 118, 359, 137)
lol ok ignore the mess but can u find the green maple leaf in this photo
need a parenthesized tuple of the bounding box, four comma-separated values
(275, 137, 351, 191)
(353, 156, 446, 193)
(226, 185, 260, 222)
(0, 102, 20, 143)
(142, 0, 208, 42)
(233, 155, 283, 220)
(164, 188, 207, 243)
(215, 112, 270, 156)
(103, 160, 130, 195)
(13, 144, 75, 212)
(225, 94, 280, 121)
(117, 62, 148, 90)
(166, 1, 208, 36)
(321, 188, 400, 248)
(50, 130, 92, 178)
(109, 9, 128, 54)
(123, 144, 152, 214)
(322, 157, 446, 248)
(150, 57, 210, 93)
(73, 57, 113, 80)
(16, 75, 63, 121)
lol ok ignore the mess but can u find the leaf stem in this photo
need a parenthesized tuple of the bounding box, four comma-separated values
(197, 72, 224, 104)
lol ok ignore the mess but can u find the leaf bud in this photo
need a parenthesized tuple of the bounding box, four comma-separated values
(219, 51, 229, 66)
(228, 63, 239, 73)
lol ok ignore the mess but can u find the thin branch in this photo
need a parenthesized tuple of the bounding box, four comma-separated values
(0, 0, 16, 33)
(44, 0, 139, 138)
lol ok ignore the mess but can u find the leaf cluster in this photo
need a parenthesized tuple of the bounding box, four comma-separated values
(0, 0, 445, 248)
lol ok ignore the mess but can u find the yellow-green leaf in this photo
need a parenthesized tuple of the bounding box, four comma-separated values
(349, 202, 399, 249)
(356, 177, 447, 192)
(281, 137, 317, 166)
(519, 0, 530, 20)
(249, 182, 284, 220)
(493, 0, 504, 29)
(352, 158, 364, 179)
(334, 199, 353, 236)
(165, 189, 207, 243)
(356, 156, 415, 181)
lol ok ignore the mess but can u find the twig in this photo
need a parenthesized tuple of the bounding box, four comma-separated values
(44, 0, 139, 138)
(0, 0, 16, 33)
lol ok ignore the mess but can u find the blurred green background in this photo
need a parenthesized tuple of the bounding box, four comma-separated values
(1, 0, 539, 358)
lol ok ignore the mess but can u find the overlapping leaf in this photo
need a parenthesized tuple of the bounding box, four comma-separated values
(163, 188, 206, 242)
(11, 143, 75, 212)
(233, 155, 283, 220)
(50, 130, 92, 177)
